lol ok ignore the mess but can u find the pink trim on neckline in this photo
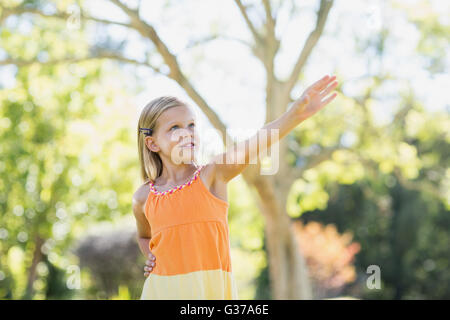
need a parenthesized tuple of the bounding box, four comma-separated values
(149, 165, 204, 196)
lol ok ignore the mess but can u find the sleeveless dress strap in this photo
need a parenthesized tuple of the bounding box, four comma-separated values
(148, 165, 204, 196)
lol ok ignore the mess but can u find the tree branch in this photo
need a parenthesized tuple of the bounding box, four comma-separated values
(288, 144, 350, 183)
(261, 0, 280, 110)
(0, 4, 132, 29)
(285, 0, 334, 99)
(109, 0, 140, 24)
(262, 0, 276, 38)
(233, 0, 262, 44)
(0, 51, 165, 76)
(182, 34, 252, 51)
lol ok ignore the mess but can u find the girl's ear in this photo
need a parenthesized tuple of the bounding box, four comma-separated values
(145, 137, 160, 153)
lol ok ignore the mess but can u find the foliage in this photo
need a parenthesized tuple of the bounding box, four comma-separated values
(292, 220, 360, 299)
(0, 1, 140, 298)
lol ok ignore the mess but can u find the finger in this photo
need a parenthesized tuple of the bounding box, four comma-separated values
(302, 94, 310, 105)
(308, 75, 335, 92)
(146, 259, 155, 266)
(319, 80, 338, 97)
(144, 272, 149, 277)
(148, 253, 156, 261)
(321, 92, 337, 105)
(315, 75, 336, 92)
(305, 75, 327, 92)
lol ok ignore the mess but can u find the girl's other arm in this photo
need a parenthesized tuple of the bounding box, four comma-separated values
(132, 191, 156, 276)
(211, 74, 338, 183)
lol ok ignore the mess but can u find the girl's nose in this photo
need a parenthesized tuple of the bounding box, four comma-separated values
(180, 128, 193, 138)
(171, 128, 192, 142)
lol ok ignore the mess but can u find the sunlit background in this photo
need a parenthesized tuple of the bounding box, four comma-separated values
(0, 0, 449, 299)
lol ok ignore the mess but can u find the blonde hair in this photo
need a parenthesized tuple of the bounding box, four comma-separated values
(137, 96, 189, 183)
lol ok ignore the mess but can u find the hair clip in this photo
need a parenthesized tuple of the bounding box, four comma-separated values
(139, 127, 153, 136)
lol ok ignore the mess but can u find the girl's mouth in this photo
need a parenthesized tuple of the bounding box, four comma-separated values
(180, 143, 195, 148)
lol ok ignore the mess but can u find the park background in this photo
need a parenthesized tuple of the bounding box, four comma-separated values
(0, 0, 448, 299)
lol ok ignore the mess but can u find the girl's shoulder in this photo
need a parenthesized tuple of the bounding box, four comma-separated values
(133, 180, 152, 209)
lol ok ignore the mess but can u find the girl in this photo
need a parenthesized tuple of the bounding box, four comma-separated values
(133, 75, 338, 300)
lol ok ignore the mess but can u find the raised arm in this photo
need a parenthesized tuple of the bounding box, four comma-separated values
(211, 74, 338, 183)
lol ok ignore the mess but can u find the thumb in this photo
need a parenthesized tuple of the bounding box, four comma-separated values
(303, 94, 310, 104)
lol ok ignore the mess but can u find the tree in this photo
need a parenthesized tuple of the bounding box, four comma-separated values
(0, 2, 140, 298)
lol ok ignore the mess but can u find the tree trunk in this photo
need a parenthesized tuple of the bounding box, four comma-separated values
(242, 164, 312, 299)
(24, 235, 45, 299)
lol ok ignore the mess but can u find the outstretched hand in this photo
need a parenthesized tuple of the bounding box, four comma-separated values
(292, 74, 338, 120)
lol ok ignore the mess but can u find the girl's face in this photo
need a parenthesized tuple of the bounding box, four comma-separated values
(146, 105, 199, 164)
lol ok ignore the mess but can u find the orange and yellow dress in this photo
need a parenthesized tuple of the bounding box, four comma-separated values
(140, 165, 239, 300)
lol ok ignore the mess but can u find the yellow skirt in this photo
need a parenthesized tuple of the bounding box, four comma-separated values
(140, 268, 239, 300)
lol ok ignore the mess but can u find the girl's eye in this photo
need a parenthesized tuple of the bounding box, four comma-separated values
(170, 123, 195, 131)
